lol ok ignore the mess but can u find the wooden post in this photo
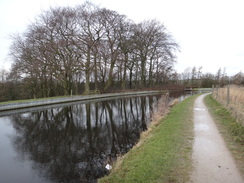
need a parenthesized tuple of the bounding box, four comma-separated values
(227, 87, 230, 106)
(212, 85, 214, 97)
(216, 85, 219, 99)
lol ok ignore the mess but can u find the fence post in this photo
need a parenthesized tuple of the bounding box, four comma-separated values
(212, 85, 214, 96)
(227, 87, 230, 106)
(216, 85, 219, 99)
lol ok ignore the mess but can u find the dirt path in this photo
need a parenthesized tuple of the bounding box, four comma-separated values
(190, 94, 243, 183)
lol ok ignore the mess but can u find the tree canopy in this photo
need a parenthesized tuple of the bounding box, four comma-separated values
(8, 2, 178, 99)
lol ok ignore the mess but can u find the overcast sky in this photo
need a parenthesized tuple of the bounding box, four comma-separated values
(1, 0, 243, 76)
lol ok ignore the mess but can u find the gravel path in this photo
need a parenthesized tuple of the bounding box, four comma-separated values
(190, 94, 243, 183)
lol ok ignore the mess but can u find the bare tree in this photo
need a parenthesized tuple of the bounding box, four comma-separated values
(191, 66, 197, 85)
(181, 67, 191, 85)
(8, 2, 179, 100)
(98, 8, 127, 91)
(232, 71, 244, 85)
(131, 20, 178, 88)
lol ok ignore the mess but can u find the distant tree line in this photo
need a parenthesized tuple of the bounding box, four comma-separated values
(178, 67, 244, 88)
(1, 2, 178, 101)
(1, 64, 243, 102)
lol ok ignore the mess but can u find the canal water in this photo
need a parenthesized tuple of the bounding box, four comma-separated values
(0, 94, 169, 183)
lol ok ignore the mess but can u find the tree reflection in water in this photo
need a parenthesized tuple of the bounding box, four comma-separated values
(10, 95, 161, 183)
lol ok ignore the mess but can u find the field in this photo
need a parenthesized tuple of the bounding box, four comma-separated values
(212, 85, 244, 125)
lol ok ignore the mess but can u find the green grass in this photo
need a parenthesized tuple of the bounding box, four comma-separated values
(99, 94, 199, 183)
(0, 95, 76, 105)
(204, 94, 244, 177)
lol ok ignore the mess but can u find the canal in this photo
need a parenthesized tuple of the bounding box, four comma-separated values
(0, 92, 187, 183)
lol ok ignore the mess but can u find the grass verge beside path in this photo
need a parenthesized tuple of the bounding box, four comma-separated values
(99, 94, 199, 183)
(204, 94, 244, 178)
(0, 95, 69, 105)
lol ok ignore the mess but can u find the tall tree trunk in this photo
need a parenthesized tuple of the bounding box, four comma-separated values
(104, 61, 115, 92)
(94, 54, 98, 91)
(122, 53, 128, 90)
(84, 47, 91, 94)
(149, 57, 153, 87)
(104, 51, 117, 92)
(140, 55, 146, 88)
(129, 68, 133, 89)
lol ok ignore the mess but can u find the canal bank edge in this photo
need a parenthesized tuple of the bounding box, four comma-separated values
(0, 90, 166, 113)
(99, 94, 199, 183)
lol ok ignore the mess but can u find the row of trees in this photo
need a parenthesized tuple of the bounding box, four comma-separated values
(4, 66, 241, 87)
(178, 67, 244, 87)
(1, 2, 243, 102)
(1, 65, 243, 102)
(6, 2, 178, 100)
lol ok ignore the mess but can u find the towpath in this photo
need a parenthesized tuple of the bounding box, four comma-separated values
(190, 94, 243, 183)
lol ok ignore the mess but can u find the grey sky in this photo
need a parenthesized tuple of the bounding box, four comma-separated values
(1, 0, 243, 75)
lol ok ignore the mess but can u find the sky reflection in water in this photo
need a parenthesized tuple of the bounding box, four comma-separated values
(0, 95, 163, 183)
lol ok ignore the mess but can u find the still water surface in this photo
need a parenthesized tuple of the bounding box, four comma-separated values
(0, 95, 164, 183)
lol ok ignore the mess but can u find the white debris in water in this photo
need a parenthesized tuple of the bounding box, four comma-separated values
(194, 108, 206, 111)
(105, 164, 112, 170)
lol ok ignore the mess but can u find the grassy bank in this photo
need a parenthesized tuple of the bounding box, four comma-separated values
(99, 95, 199, 183)
(204, 94, 244, 177)
(212, 85, 244, 125)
